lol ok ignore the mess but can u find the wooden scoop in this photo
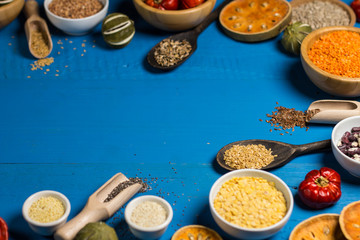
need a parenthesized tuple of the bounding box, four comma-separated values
(308, 100, 360, 124)
(24, 0, 52, 58)
(54, 173, 142, 240)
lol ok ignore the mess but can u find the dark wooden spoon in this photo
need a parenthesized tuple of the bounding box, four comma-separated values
(216, 139, 331, 171)
(147, 0, 232, 71)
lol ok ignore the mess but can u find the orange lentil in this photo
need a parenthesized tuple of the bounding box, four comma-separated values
(308, 31, 360, 78)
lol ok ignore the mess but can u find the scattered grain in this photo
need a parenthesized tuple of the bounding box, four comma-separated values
(30, 57, 54, 70)
(213, 176, 287, 229)
(224, 144, 277, 169)
(263, 103, 319, 133)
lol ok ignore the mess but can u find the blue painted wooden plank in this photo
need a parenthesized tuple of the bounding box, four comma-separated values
(1, 0, 360, 239)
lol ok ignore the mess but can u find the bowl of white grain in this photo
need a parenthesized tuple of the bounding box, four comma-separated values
(125, 195, 173, 240)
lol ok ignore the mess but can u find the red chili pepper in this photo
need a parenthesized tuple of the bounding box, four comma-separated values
(145, 0, 179, 10)
(180, 0, 205, 9)
(298, 167, 341, 209)
(0, 218, 8, 240)
(351, 0, 360, 22)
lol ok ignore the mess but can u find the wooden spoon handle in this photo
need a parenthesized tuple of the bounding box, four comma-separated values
(24, 0, 39, 19)
(193, 0, 232, 35)
(54, 203, 109, 240)
(294, 139, 331, 156)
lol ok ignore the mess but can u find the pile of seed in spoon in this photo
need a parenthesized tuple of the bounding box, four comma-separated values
(154, 39, 192, 67)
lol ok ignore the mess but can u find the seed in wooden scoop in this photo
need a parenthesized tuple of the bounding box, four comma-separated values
(102, 13, 135, 49)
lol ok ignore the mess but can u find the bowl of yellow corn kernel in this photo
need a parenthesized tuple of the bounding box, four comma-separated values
(22, 190, 71, 236)
(209, 169, 293, 239)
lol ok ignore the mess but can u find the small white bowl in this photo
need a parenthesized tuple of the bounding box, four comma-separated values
(209, 169, 294, 240)
(125, 195, 173, 240)
(22, 190, 71, 236)
(332, 116, 360, 178)
(44, 0, 109, 35)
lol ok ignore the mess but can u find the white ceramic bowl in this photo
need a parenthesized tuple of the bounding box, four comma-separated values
(22, 190, 71, 236)
(44, 0, 108, 35)
(332, 116, 360, 178)
(125, 195, 173, 240)
(209, 169, 294, 240)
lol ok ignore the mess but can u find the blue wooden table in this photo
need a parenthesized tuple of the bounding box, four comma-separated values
(1, 0, 360, 239)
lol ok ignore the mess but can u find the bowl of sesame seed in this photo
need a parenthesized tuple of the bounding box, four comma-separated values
(43, 0, 109, 35)
(125, 195, 173, 240)
(300, 26, 360, 97)
(209, 169, 293, 239)
(22, 190, 71, 236)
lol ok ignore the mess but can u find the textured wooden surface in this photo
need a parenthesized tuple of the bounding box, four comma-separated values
(1, 0, 360, 239)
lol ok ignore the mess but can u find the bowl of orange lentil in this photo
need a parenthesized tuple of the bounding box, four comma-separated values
(300, 26, 360, 97)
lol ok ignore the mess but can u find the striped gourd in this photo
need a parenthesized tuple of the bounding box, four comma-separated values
(102, 13, 135, 49)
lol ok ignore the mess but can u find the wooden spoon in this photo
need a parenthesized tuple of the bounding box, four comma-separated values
(308, 99, 360, 124)
(216, 139, 331, 171)
(54, 173, 142, 240)
(147, 0, 232, 71)
(24, 0, 52, 58)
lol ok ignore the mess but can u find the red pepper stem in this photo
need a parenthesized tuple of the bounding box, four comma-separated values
(315, 176, 329, 187)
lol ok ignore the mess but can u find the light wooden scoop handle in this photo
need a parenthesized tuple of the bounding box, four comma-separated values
(54, 173, 142, 240)
(24, 0, 39, 19)
(308, 100, 360, 124)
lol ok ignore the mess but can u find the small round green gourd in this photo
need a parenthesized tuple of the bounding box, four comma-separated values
(74, 222, 118, 240)
(281, 22, 312, 55)
(102, 13, 135, 49)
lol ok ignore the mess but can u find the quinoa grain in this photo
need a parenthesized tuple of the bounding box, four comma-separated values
(48, 0, 104, 19)
(224, 144, 277, 169)
(30, 57, 54, 70)
(30, 30, 50, 58)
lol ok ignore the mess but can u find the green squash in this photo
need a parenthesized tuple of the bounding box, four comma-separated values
(281, 22, 312, 55)
(102, 13, 135, 49)
(74, 222, 118, 240)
